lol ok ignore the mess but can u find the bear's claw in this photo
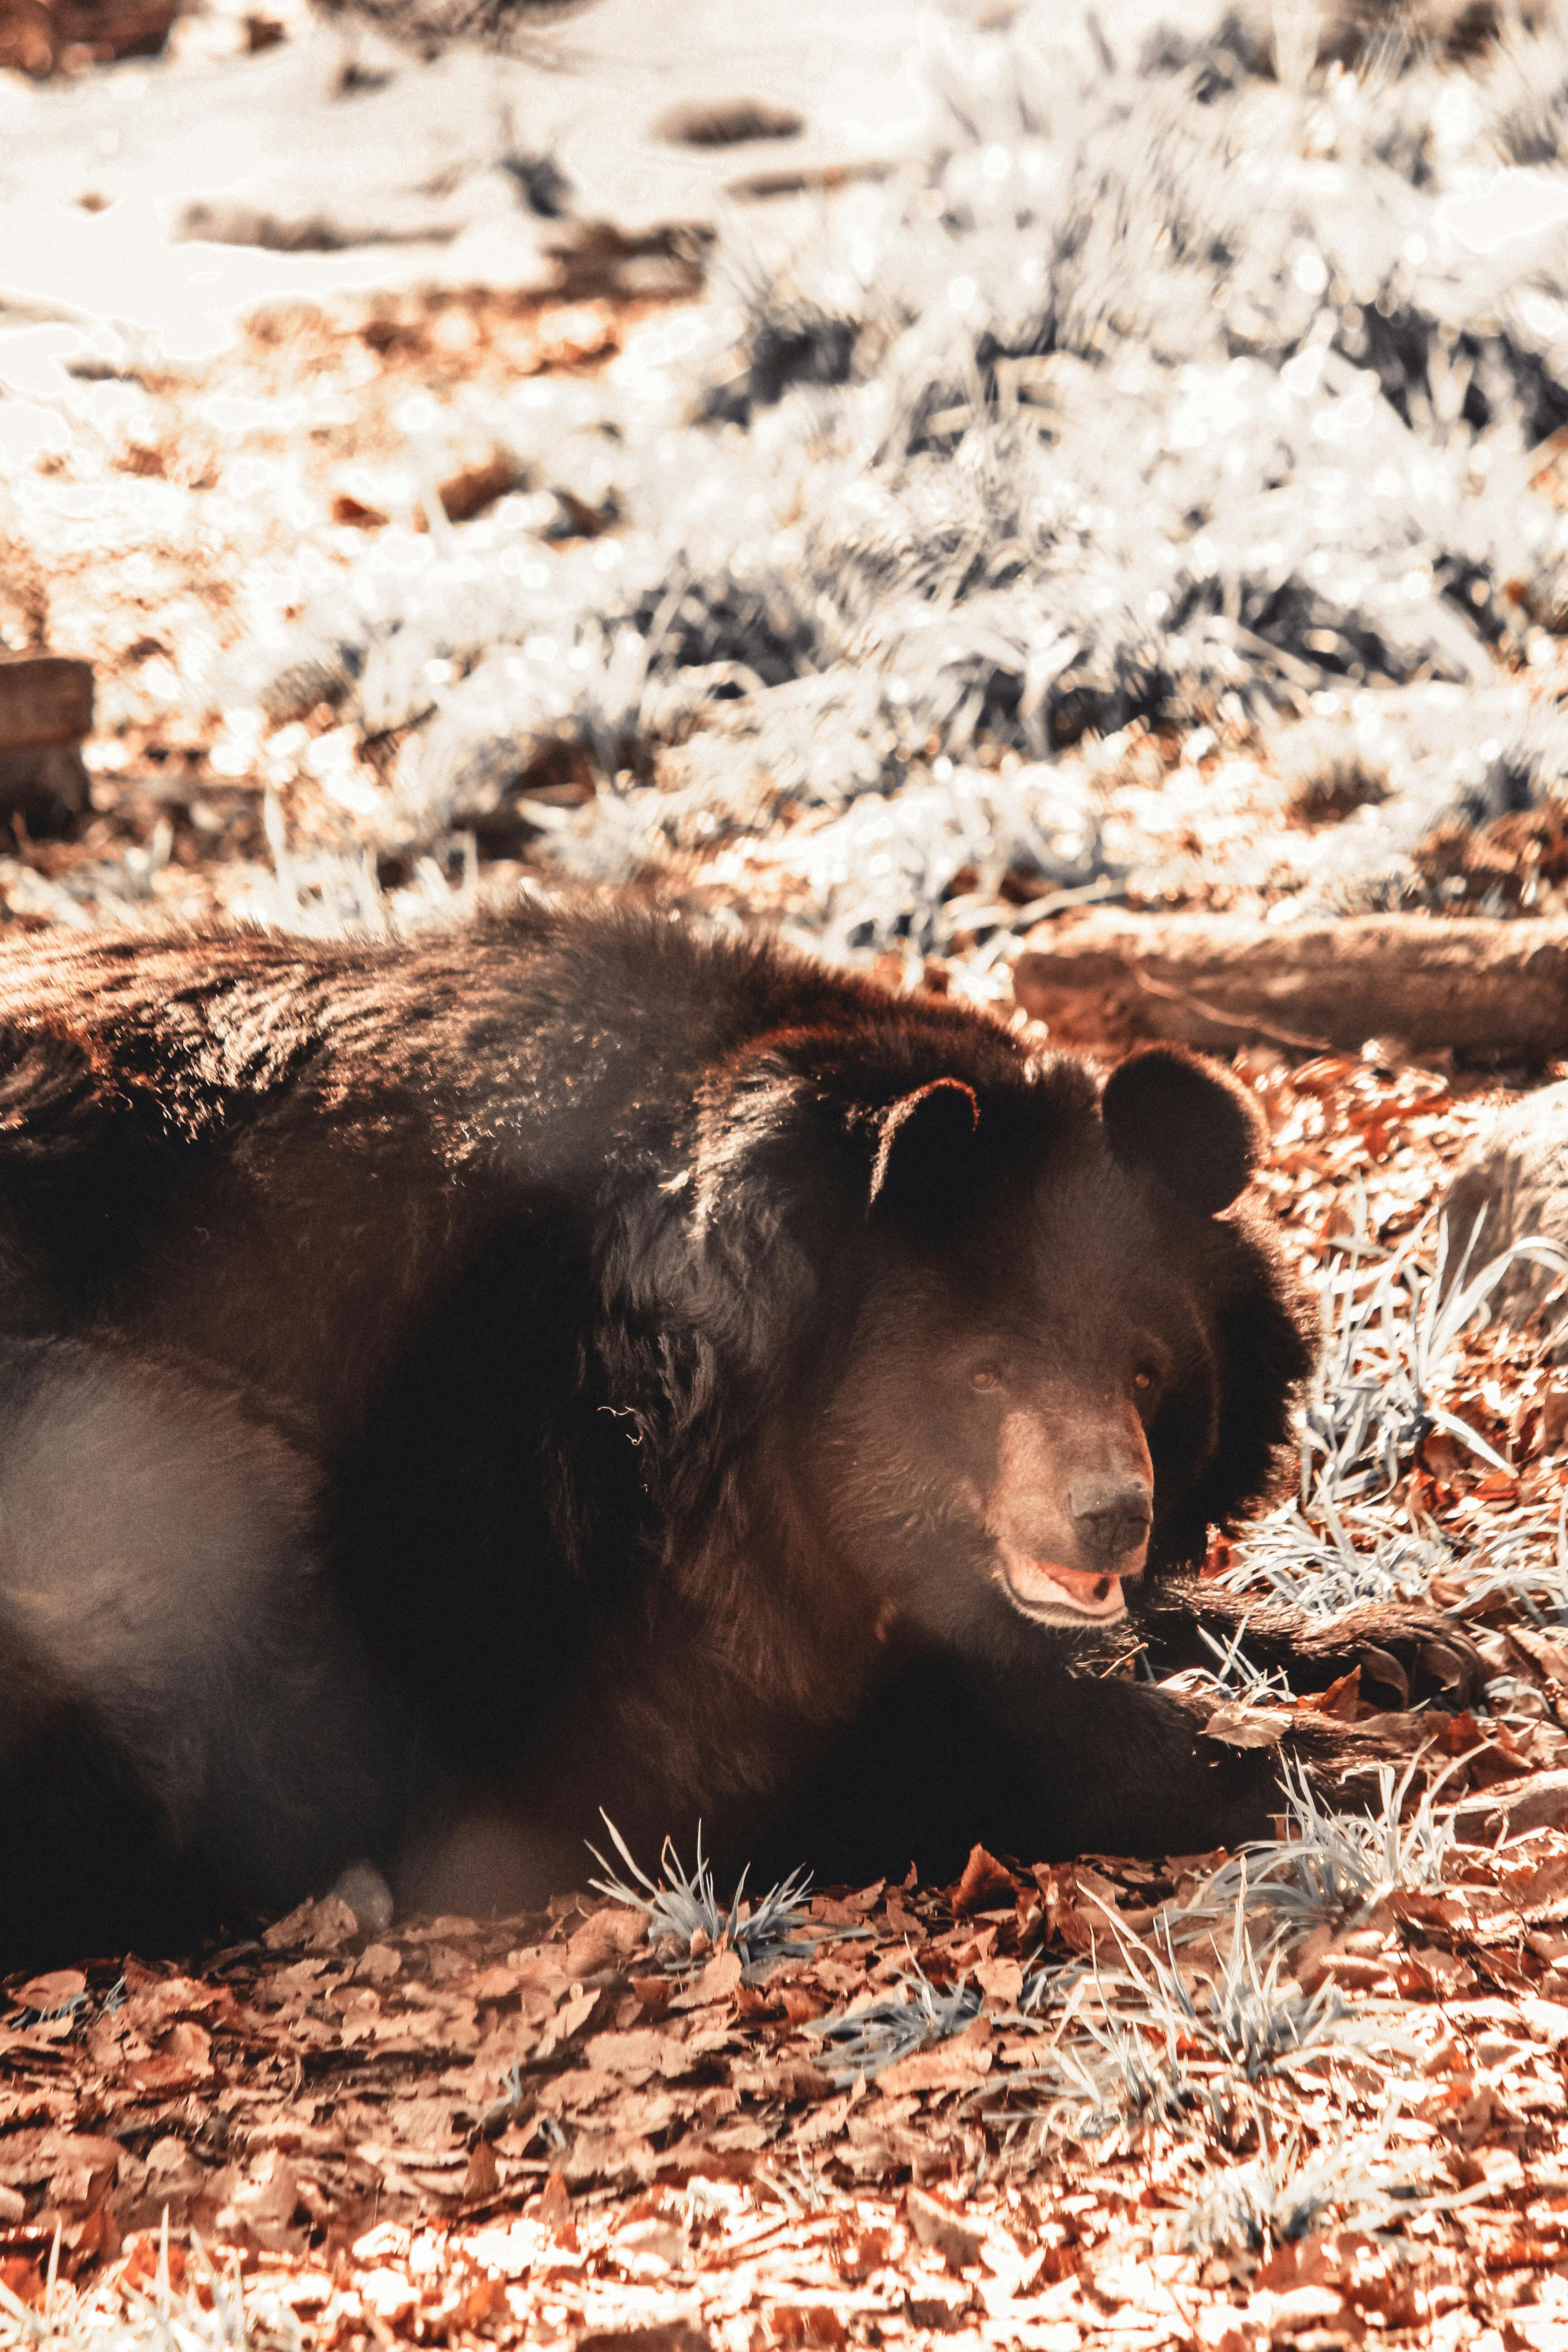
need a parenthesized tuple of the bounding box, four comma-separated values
(1137, 1586, 1490, 1713)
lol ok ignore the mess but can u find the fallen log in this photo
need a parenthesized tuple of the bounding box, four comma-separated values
(1011, 912, 1568, 1058)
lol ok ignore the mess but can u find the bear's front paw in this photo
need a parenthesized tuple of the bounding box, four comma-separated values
(1289, 1602, 1487, 1714)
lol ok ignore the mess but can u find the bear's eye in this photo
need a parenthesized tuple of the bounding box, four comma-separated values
(970, 1366, 1005, 1393)
(1132, 1363, 1161, 1401)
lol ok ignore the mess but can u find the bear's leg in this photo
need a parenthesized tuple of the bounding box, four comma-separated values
(0, 1624, 225, 1970)
(1135, 1585, 1486, 1712)
(0, 1337, 405, 1970)
(758, 1652, 1291, 1881)
(388, 1803, 594, 1921)
(973, 1657, 1295, 1860)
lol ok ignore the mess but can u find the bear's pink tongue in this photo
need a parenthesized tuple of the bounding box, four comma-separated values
(1011, 1560, 1125, 1618)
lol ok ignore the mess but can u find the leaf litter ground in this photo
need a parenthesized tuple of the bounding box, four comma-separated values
(10, 1054, 1568, 2351)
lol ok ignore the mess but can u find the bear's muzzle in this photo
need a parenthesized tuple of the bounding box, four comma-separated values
(1000, 1554, 1132, 1622)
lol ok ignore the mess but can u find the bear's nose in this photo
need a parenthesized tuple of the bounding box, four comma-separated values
(1065, 1477, 1153, 1571)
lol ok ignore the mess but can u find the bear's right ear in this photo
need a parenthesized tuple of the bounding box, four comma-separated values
(1101, 1045, 1263, 1217)
(867, 1078, 980, 1230)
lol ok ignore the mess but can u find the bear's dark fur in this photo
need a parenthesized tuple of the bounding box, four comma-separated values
(0, 897, 1479, 1971)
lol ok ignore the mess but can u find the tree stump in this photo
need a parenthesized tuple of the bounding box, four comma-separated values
(0, 653, 93, 835)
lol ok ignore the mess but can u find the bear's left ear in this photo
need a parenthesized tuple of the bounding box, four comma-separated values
(1101, 1046, 1263, 1217)
(867, 1078, 981, 1227)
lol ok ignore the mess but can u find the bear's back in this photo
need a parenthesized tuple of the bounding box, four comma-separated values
(0, 901, 1034, 1441)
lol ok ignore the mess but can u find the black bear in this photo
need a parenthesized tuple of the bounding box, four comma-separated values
(0, 895, 1477, 1970)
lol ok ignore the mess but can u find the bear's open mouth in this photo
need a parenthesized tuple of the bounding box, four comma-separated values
(998, 1554, 1128, 1623)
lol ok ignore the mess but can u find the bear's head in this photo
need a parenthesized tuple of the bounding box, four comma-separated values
(805, 1041, 1316, 1655)
(651, 1010, 1319, 1663)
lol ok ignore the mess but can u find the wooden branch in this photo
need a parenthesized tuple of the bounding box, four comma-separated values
(1011, 913, 1568, 1057)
